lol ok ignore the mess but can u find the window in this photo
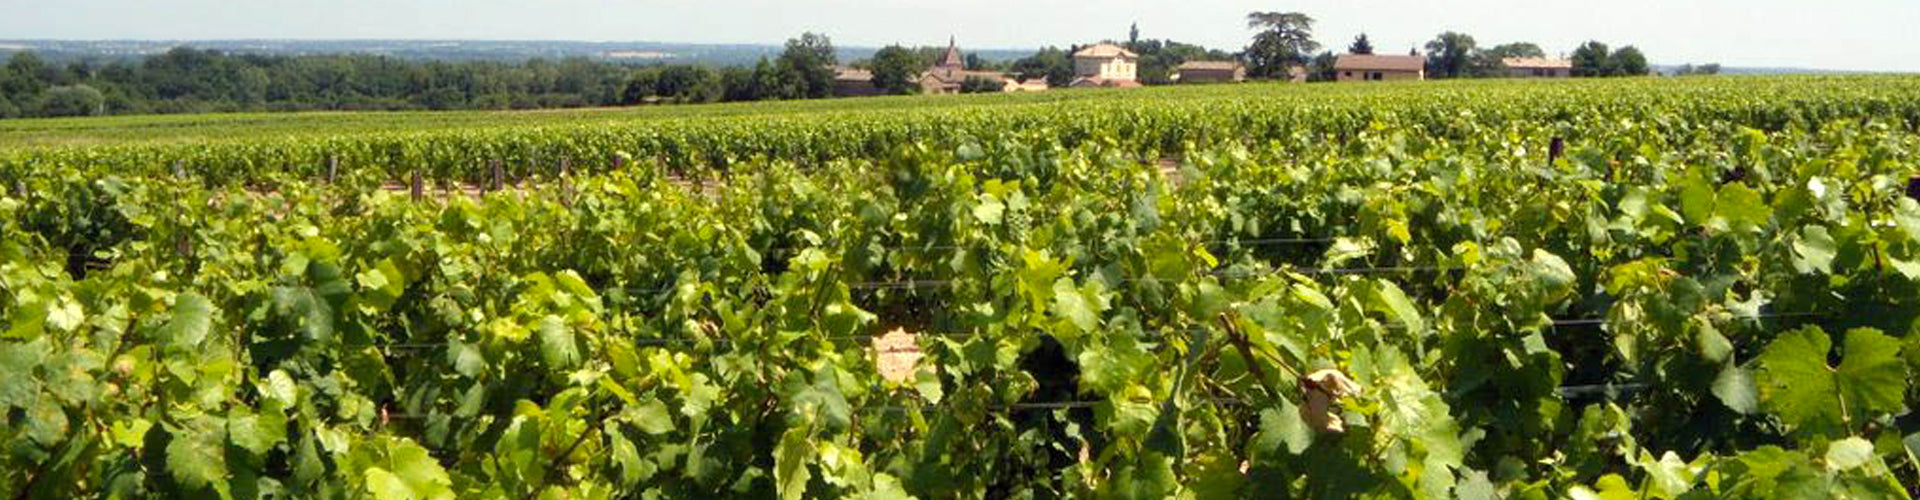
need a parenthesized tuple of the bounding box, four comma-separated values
(1344, 71, 1352, 78)
(1370, 72, 1382, 81)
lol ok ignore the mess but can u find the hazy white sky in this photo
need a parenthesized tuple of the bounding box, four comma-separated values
(3, 0, 1916, 71)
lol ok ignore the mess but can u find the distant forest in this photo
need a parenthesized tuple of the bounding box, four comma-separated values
(0, 41, 1024, 118)
(0, 48, 689, 118)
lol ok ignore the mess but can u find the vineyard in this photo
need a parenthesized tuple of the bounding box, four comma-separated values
(5, 75, 1920, 498)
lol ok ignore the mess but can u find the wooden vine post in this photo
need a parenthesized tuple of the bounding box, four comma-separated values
(326, 155, 339, 184)
(558, 158, 574, 208)
(410, 170, 424, 202)
(489, 159, 505, 192)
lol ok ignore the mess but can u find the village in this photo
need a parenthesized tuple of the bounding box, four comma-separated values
(830, 36, 1579, 97)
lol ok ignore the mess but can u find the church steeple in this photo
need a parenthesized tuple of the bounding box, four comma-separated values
(938, 36, 964, 69)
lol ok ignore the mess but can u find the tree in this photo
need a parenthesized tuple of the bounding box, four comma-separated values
(37, 84, 105, 117)
(654, 65, 719, 102)
(1243, 11, 1319, 79)
(621, 69, 660, 104)
(960, 76, 1006, 93)
(772, 32, 838, 99)
(718, 66, 758, 101)
(3, 52, 50, 97)
(1423, 32, 1478, 79)
(751, 57, 788, 99)
(1609, 46, 1649, 76)
(1484, 42, 1545, 59)
(1571, 41, 1612, 77)
(870, 45, 926, 95)
(1130, 23, 1141, 46)
(963, 53, 986, 71)
(1012, 47, 1075, 88)
(1674, 63, 1722, 76)
(1308, 51, 1338, 82)
(1348, 34, 1374, 55)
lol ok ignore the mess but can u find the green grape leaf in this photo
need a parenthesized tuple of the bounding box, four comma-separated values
(1321, 238, 1374, 268)
(913, 369, 944, 405)
(5, 296, 51, 339)
(537, 315, 579, 369)
(1530, 249, 1577, 294)
(1635, 451, 1695, 499)
(1759, 327, 1841, 435)
(228, 410, 288, 456)
(1052, 278, 1101, 335)
(25, 395, 68, 446)
(972, 195, 1003, 225)
(1679, 177, 1716, 226)
(160, 292, 216, 349)
(1790, 225, 1837, 275)
(1759, 327, 1908, 438)
(1455, 469, 1497, 500)
(167, 419, 230, 492)
(263, 370, 298, 407)
(793, 366, 852, 432)
(1894, 198, 1920, 243)
(1076, 339, 1148, 395)
(46, 296, 83, 333)
(1696, 324, 1733, 363)
(1834, 328, 1907, 417)
(365, 468, 413, 500)
(355, 258, 408, 313)
(1824, 437, 1874, 472)
(1364, 279, 1424, 334)
(633, 399, 675, 435)
(364, 438, 454, 500)
(0, 339, 43, 410)
(1255, 401, 1311, 456)
(861, 473, 914, 500)
(1570, 474, 1637, 500)
(775, 426, 814, 500)
(1715, 183, 1770, 232)
(1712, 362, 1759, 415)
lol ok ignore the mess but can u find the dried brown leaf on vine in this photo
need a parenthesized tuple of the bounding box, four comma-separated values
(1300, 369, 1362, 433)
(872, 328, 922, 383)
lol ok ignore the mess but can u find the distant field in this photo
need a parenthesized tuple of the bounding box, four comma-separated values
(4, 76, 1917, 183)
(0, 86, 1138, 151)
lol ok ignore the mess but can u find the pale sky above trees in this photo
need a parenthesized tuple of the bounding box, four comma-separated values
(3, 0, 1915, 71)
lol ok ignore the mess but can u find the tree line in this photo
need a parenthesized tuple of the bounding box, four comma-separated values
(1238, 12, 1681, 81)
(0, 33, 850, 118)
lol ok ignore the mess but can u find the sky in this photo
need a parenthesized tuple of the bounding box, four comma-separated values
(2, 0, 1916, 71)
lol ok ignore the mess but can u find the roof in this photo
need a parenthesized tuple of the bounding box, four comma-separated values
(1335, 54, 1425, 72)
(922, 69, 1014, 86)
(937, 36, 964, 69)
(1072, 43, 1138, 59)
(834, 68, 873, 81)
(1177, 60, 1242, 71)
(1501, 57, 1572, 69)
(1069, 76, 1142, 88)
